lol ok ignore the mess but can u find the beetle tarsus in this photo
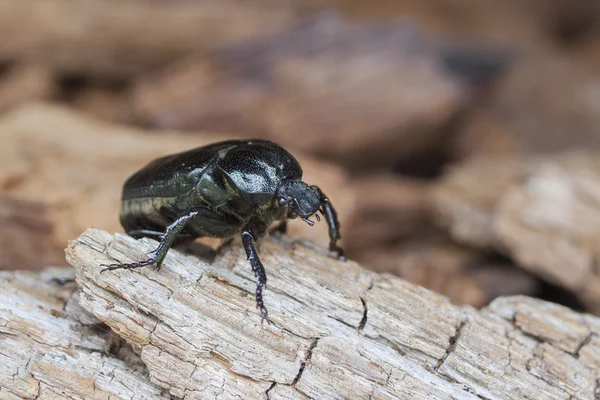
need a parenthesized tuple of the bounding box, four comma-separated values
(100, 257, 156, 273)
(257, 283, 272, 325)
(259, 306, 272, 326)
(241, 224, 271, 323)
(330, 243, 346, 261)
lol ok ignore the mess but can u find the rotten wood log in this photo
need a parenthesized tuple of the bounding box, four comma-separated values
(2, 229, 596, 399)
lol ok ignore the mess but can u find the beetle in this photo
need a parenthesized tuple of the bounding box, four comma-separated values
(101, 139, 345, 322)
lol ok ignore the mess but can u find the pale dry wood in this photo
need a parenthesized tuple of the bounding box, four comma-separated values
(0, 267, 168, 399)
(50, 228, 600, 399)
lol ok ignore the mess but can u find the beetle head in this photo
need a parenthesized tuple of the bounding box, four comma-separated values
(276, 180, 321, 222)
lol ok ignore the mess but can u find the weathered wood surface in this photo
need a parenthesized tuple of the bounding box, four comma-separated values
(2, 229, 600, 399)
(0, 267, 168, 399)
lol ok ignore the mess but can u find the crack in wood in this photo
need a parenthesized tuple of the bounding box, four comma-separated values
(573, 332, 593, 358)
(358, 297, 368, 331)
(435, 317, 467, 371)
(292, 338, 319, 386)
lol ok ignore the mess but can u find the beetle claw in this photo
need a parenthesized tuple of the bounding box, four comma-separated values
(258, 307, 272, 326)
(329, 245, 346, 262)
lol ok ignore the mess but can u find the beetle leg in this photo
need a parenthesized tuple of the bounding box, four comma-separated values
(241, 221, 271, 324)
(127, 229, 164, 239)
(128, 229, 195, 247)
(310, 185, 346, 261)
(101, 210, 199, 273)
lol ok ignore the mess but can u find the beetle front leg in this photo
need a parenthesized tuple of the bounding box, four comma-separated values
(241, 220, 271, 324)
(101, 210, 199, 273)
(311, 185, 346, 261)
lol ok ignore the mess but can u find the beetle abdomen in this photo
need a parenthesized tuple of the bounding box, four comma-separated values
(120, 197, 174, 232)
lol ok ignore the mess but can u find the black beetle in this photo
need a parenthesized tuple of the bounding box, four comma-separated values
(102, 139, 345, 322)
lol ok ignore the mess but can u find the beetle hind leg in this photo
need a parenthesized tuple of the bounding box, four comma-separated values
(102, 210, 199, 273)
(127, 229, 196, 248)
(127, 229, 164, 239)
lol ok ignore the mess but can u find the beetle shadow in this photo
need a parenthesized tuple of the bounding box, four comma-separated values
(267, 231, 296, 250)
(175, 241, 218, 264)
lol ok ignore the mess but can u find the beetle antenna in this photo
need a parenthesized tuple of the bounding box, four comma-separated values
(302, 217, 315, 226)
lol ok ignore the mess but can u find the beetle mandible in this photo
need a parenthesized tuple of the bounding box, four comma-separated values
(101, 139, 345, 322)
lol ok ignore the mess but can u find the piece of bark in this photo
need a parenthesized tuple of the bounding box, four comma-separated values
(0, 0, 297, 78)
(494, 154, 600, 313)
(431, 153, 600, 313)
(132, 14, 480, 171)
(0, 267, 168, 399)
(0, 103, 353, 270)
(430, 155, 529, 248)
(47, 228, 600, 399)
